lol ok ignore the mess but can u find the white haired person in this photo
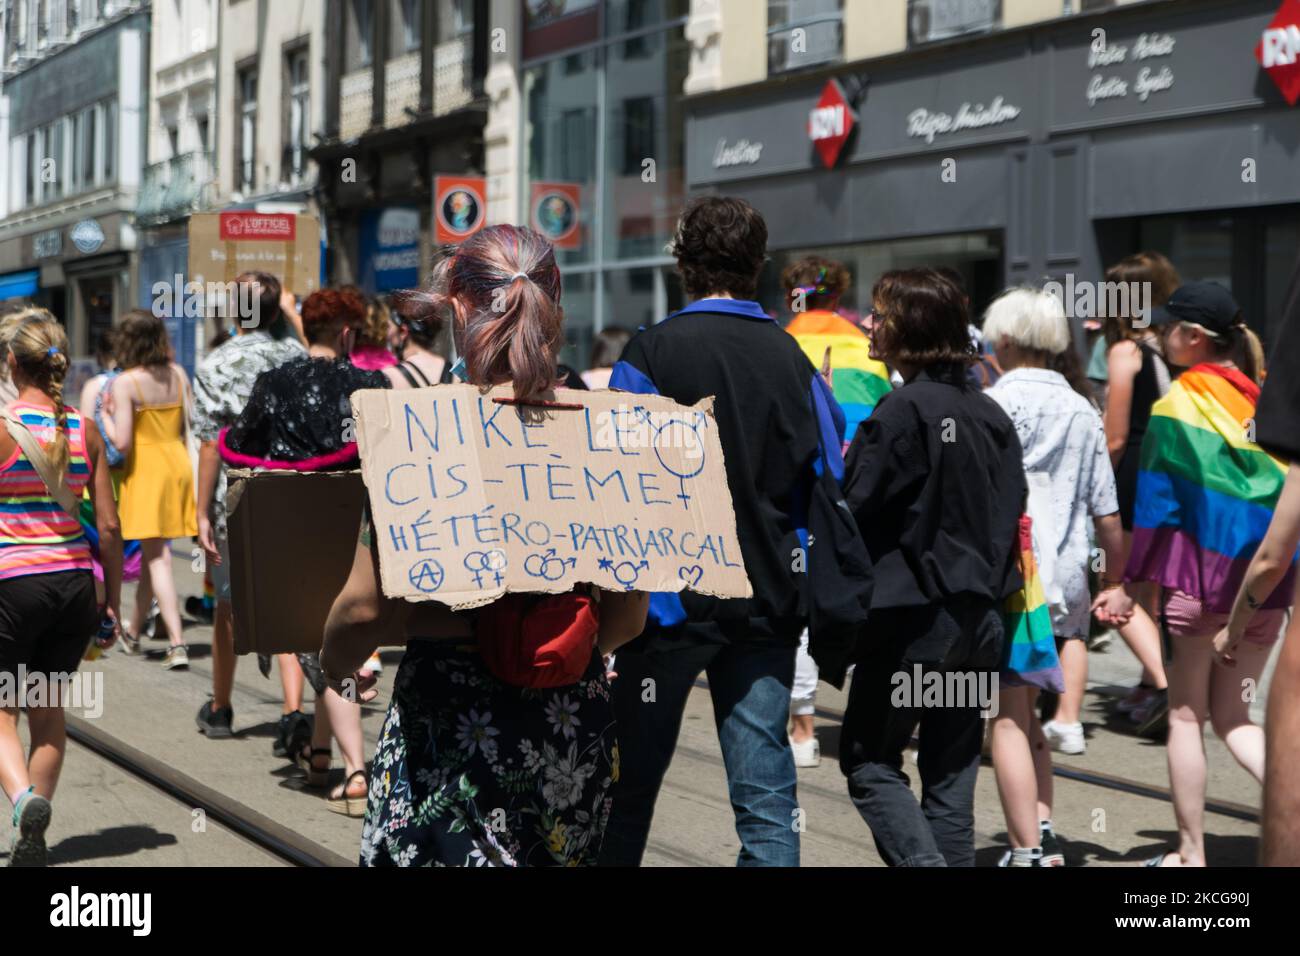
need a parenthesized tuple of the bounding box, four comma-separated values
(983, 288, 1130, 866)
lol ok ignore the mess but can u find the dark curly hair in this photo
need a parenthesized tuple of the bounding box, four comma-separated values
(670, 197, 768, 300)
(870, 269, 978, 368)
(301, 287, 368, 347)
(782, 256, 851, 312)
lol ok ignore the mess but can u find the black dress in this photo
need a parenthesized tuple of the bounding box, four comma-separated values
(1115, 340, 1169, 531)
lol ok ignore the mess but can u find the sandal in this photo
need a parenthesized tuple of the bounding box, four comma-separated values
(296, 746, 332, 789)
(327, 770, 369, 818)
(1144, 851, 1179, 867)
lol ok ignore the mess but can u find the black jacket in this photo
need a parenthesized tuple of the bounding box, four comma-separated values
(843, 364, 1027, 611)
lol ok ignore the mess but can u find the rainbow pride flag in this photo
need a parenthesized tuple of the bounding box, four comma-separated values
(785, 310, 892, 443)
(1126, 363, 1296, 612)
(1001, 515, 1064, 692)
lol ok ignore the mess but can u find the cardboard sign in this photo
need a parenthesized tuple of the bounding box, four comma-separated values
(352, 385, 752, 609)
(434, 176, 487, 245)
(225, 468, 373, 655)
(187, 212, 321, 298)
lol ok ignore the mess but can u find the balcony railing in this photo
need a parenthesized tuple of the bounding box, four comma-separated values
(136, 151, 216, 224)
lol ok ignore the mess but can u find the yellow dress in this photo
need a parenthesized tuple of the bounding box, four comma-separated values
(118, 374, 198, 541)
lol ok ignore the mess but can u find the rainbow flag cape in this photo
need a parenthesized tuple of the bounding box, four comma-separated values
(1001, 515, 1064, 692)
(785, 310, 892, 442)
(1126, 363, 1296, 612)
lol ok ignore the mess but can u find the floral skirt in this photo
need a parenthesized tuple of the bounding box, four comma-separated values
(360, 641, 617, 867)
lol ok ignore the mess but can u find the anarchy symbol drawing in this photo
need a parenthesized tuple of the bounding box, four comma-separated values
(524, 548, 576, 582)
(634, 406, 708, 509)
(408, 559, 445, 594)
(599, 557, 650, 591)
(464, 550, 508, 588)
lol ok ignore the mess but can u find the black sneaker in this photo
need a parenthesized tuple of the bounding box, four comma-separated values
(184, 596, 214, 626)
(1040, 829, 1066, 867)
(273, 710, 312, 759)
(196, 700, 234, 739)
(1134, 689, 1170, 740)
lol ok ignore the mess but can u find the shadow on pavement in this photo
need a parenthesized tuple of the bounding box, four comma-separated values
(41, 825, 180, 865)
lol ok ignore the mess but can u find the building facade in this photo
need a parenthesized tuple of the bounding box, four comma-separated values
(487, 0, 692, 369)
(0, 0, 150, 356)
(684, 0, 1300, 349)
(136, 0, 219, 374)
(312, 0, 489, 306)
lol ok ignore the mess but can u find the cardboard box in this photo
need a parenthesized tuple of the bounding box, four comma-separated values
(225, 468, 367, 656)
(187, 212, 321, 298)
(352, 384, 753, 609)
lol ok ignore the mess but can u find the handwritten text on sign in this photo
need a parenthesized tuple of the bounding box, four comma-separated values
(352, 386, 752, 608)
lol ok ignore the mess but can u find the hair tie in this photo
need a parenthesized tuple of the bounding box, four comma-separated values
(510, 272, 530, 282)
(47, 347, 60, 358)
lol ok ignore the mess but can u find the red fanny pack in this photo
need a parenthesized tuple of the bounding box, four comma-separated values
(476, 591, 600, 689)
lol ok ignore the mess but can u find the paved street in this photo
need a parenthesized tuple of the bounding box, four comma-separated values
(0, 551, 1272, 867)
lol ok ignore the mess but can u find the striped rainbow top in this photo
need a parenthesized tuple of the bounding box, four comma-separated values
(0, 402, 93, 581)
(785, 309, 892, 443)
(1125, 363, 1296, 612)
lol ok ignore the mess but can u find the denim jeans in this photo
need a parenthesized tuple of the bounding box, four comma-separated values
(839, 598, 1003, 867)
(599, 635, 799, 867)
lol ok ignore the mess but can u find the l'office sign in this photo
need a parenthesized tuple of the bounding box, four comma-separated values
(353, 385, 752, 608)
(1258, 0, 1300, 105)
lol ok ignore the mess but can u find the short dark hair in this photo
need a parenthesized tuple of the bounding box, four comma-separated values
(116, 309, 172, 370)
(871, 269, 978, 368)
(782, 256, 851, 312)
(233, 271, 285, 335)
(388, 288, 445, 350)
(670, 197, 768, 300)
(589, 326, 632, 370)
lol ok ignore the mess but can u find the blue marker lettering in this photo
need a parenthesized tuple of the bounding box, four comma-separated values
(385, 463, 418, 506)
(507, 462, 540, 501)
(583, 467, 629, 503)
(637, 472, 669, 507)
(478, 397, 512, 448)
(546, 464, 576, 501)
(584, 407, 612, 454)
(404, 403, 437, 453)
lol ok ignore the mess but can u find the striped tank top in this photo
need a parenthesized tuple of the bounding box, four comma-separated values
(0, 401, 93, 580)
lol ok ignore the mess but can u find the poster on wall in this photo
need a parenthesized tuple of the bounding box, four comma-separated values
(530, 182, 582, 250)
(188, 212, 321, 298)
(359, 207, 421, 293)
(434, 176, 488, 246)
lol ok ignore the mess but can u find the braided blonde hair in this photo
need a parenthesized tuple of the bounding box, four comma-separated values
(6, 309, 73, 476)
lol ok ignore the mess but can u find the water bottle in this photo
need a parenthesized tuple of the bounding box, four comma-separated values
(85, 613, 116, 662)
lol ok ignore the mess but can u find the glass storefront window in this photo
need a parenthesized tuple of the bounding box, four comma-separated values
(603, 25, 688, 261)
(524, 51, 598, 266)
(523, 2, 689, 333)
(1264, 221, 1299, 349)
(757, 233, 1004, 324)
(558, 272, 596, 371)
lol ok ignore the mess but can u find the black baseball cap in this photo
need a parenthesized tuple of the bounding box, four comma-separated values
(1164, 282, 1241, 338)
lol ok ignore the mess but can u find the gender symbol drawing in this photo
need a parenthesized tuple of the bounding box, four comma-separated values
(635, 406, 709, 509)
(599, 558, 650, 591)
(464, 550, 508, 588)
(524, 549, 576, 582)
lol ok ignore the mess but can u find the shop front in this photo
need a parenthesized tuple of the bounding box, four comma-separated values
(686, 0, 1300, 347)
(0, 212, 137, 355)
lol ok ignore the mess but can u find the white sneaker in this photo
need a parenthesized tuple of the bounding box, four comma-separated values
(790, 736, 821, 768)
(163, 645, 189, 671)
(1042, 719, 1085, 755)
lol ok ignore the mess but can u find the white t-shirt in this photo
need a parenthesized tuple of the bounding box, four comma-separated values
(988, 367, 1119, 637)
